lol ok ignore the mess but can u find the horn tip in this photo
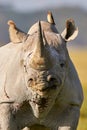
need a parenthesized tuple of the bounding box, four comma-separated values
(37, 20, 41, 26)
(37, 20, 42, 32)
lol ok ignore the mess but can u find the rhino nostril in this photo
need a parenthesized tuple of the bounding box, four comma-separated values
(28, 78, 33, 82)
(28, 78, 34, 86)
(47, 75, 62, 89)
(47, 75, 58, 89)
(47, 75, 56, 82)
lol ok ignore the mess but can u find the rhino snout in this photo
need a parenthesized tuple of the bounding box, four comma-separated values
(28, 74, 62, 92)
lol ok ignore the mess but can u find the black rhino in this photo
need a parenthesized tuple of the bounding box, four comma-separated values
(0, 12, 83, 130)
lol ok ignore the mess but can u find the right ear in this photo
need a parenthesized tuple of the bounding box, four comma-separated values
(8, 20, 28, 43)
(61, 19, 78, 42)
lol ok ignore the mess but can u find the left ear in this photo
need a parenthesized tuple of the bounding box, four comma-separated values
(8, 20, 28, 43)
(61, 19, 78, 42)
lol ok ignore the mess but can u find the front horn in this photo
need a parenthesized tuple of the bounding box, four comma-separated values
(29, 21, 54, 70)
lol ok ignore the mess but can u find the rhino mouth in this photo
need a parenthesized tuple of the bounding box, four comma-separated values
(29, 97, 48, 107)
(29, 90, 57, 118)
(28, 76, 62, 116)
(28, 76, 62, 93)
(28, 86, 58, 118)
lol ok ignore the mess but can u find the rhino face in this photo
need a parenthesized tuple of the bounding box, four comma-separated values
(8, 13, 78, 118)
(22, 22, 68, 118)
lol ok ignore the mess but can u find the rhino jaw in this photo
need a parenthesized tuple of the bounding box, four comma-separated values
(26, 71, 62, 118)
(29, 93, 55, 118)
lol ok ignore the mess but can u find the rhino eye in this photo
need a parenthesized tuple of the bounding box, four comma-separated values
(60, 61, 66, 68)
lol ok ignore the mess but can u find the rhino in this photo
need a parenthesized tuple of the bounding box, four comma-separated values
(0, 12, 83, 130)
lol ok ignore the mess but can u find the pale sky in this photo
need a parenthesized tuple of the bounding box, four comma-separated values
(0, 0, 87, 12)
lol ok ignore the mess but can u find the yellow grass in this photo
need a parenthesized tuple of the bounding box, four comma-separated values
(69, 49, 87, 85)
(68, 48, 87, 130)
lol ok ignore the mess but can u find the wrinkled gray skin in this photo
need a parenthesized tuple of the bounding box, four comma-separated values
(0, 17, 83, 130)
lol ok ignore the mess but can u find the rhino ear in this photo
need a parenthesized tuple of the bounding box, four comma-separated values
(7, 20, 28, 43)
(61, 19, 78, 42)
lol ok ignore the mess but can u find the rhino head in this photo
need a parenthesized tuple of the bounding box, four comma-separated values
(8, 12, 79, 118)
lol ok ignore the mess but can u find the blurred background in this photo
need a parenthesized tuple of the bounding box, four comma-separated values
(0, 0, 87, 129)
